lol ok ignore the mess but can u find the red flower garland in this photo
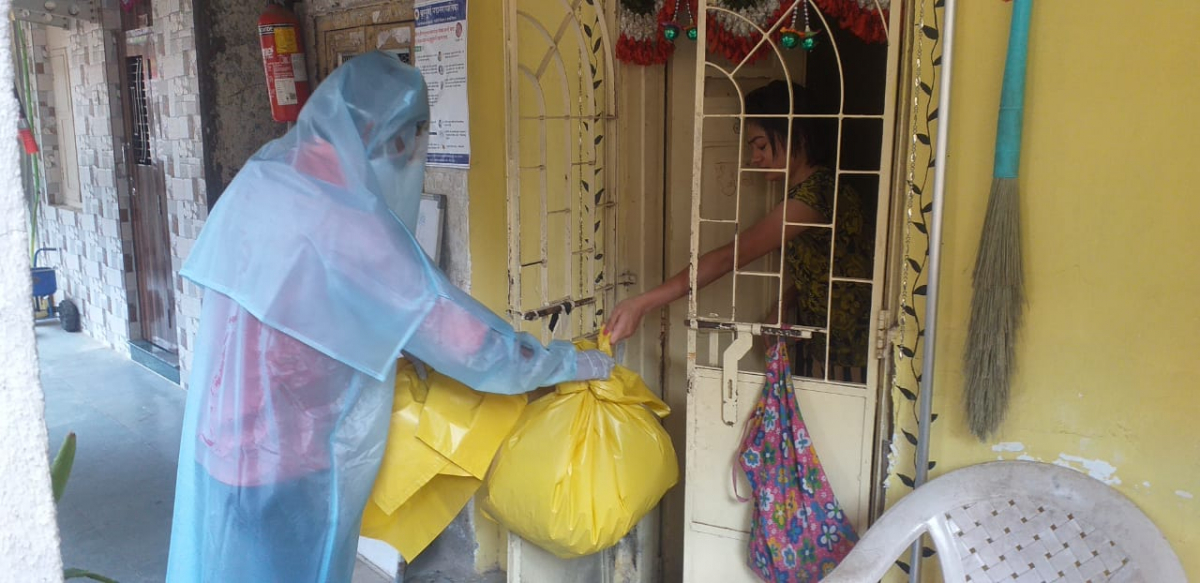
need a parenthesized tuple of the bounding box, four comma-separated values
(702, 1, 794, 65)
(811, 0, 889, 45)
(615, 1, 677, 66)
(615, 29, 676, 66)
(614, 1, 889, 67)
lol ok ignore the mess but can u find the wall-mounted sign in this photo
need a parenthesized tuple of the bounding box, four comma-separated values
(415, 0, 469, 169)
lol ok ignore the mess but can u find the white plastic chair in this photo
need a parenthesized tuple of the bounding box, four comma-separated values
(824, 461, 1187, 582)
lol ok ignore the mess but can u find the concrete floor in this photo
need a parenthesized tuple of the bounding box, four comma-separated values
(38, 324, 390, 583)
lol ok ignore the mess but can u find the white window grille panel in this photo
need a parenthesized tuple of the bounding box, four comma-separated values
(687, 0, 894, 388)
(506, 0, 622, 344)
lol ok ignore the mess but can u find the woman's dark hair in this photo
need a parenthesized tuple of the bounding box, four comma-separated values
(744, 80, 832, 166)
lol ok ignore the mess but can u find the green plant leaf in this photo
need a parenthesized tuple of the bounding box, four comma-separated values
(64, 568, 119, 582)
(51, 432, 76, 503)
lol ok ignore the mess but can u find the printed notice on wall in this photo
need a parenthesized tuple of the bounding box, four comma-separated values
(415, 0, 470, 168)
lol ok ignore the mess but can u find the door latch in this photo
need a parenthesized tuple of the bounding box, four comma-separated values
(721, 326, 756, 426)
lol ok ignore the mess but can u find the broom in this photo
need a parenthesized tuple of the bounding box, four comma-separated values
(963, 0, 1032, 440)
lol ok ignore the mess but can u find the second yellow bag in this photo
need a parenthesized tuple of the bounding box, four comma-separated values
(362, 360, 526, 560)
(479, 336, 679, 558)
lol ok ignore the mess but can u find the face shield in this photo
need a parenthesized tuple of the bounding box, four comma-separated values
(290, 51, 431, 231)
(367, 118, 430, 230)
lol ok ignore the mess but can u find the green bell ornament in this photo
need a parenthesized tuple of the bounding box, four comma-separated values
(780, 27, 801, 49)
(780, 3, 821, 51)
(662, 22, 681, 42)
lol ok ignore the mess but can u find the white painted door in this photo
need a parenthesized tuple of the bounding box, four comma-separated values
(503, 0, 666, 581)
(677, 2, 901, 581)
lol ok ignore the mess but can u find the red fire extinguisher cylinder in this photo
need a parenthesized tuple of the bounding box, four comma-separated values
(258, 3, 311, 123)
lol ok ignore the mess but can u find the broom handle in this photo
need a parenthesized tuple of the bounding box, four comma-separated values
(994, 0, 1033, 179)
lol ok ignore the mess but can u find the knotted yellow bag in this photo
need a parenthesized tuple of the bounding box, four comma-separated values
(479, 335, 679, 558)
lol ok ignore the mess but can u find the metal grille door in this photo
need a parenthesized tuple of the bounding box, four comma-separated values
(680, 2, 900, 580)
(506, 0, 622, 344)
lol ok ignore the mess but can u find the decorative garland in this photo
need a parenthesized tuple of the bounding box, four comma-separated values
(616, 0, 677, 66)
(814, 0, 891, 44)
(706, 0, 792, 64)
(616, 0, 890, 66)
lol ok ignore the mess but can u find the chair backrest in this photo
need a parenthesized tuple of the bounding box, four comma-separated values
(823, 461, 1187, 583)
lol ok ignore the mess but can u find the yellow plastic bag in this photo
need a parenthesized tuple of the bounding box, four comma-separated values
(361, 361, 525, 560)
(480, 335, 679, 558)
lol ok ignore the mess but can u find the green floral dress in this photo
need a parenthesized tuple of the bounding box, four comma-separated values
(784, 168, 875, 375)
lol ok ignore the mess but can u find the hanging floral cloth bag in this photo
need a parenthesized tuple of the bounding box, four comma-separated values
(738, 341, 858, 581)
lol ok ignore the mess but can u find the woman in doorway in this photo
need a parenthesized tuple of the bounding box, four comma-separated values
(605, 80, 875, 381)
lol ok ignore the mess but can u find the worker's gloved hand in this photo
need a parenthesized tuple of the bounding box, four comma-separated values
(574, 350, 616, 381)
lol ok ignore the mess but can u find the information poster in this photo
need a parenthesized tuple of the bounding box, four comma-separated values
(415, 0, 470, 168)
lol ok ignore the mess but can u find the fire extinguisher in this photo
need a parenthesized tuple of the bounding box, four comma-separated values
(258, 1, 310, 123)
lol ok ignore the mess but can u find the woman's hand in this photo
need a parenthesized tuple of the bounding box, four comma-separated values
(605, 295, 652, 344)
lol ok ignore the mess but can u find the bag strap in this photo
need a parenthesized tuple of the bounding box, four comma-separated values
(731, 415, 756, 503)
(731, 341, 789, 504)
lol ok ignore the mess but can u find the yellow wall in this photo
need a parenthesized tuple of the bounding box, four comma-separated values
(468, 0, 510, 314)
(466, 0, 510, 571)
(894, 0, 1199, 576)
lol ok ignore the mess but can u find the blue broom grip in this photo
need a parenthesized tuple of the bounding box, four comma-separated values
(994, 0, 1032, 179)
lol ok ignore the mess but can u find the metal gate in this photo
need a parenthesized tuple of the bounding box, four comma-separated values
(506, 0, 622, 345)
(504, 1, 658, 581)
(680, 1, 900, 580)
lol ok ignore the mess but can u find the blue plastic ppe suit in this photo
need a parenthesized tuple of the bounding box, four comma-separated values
(165, 52, 580, 582)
